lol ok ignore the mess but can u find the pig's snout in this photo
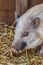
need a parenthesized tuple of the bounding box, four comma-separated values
(15, 42, 26, 51)
(11, 42, 26, 52)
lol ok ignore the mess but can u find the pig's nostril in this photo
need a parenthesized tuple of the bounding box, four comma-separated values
(21, 42, 26, 50)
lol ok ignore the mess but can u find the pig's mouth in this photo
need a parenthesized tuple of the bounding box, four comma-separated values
(11, 45, 18, 53)
(11, 39, 42, 53)
(11, 48, 16, 52)
(11, 45, 23, 53)
(11, 46, 23, 53)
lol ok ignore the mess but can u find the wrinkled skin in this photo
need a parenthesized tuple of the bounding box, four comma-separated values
(11, 4, 43, 54)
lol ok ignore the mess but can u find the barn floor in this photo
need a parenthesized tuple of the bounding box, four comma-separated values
(0, 24, 43, 65)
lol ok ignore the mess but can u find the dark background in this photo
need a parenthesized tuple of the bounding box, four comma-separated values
(0, 0, 43, 25)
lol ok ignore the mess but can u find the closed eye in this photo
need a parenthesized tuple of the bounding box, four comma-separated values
(22, 32, 29, 37)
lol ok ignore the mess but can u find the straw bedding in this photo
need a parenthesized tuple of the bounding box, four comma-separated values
(0, 23, 43, 65)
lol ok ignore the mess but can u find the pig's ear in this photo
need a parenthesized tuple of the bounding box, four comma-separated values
(31, 17, 40, 29)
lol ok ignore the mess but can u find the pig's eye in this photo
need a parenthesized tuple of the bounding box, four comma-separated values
(31, 17, 40, 29)
(22, 32, 29, 37)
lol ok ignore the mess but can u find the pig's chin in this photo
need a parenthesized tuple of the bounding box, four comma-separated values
(11, 47, 24, 53)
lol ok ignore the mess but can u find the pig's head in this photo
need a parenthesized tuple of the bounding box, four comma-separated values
(11, 4, 43, 52)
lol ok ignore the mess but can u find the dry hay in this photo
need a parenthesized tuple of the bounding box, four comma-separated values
(0, 23, 43, 65)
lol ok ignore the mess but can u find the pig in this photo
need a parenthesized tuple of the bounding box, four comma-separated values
(11, 4, 43, 54)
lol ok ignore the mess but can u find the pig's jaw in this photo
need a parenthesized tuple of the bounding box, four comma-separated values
(26, 38, 42, 49)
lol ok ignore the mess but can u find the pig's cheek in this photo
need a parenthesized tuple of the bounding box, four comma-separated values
(36, 28, 43, 39)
